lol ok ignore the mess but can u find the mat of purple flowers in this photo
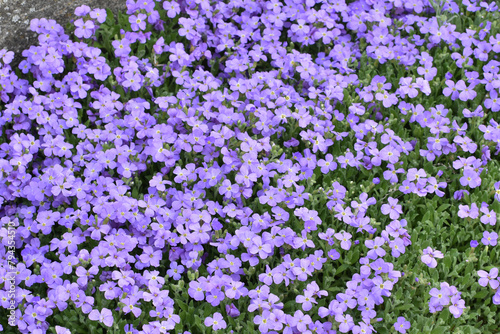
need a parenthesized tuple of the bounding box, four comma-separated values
(0, 0, 500, 333)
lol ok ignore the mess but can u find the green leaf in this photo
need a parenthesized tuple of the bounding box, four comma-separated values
(436, 204, 450, 212)
(395, 303, 413, 311)
(464, 262, 475, 275)
(443, 256, 452, 269)
(335, 263, 349, 276)
(137, 44, 146, 59)
(105, 8, 116, 25)
(431, 326, 448, 334)
(177, 299, 188, 312)
(474, 290, 489, 299)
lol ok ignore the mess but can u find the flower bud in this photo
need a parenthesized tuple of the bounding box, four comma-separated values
(226, 303, 240, 318)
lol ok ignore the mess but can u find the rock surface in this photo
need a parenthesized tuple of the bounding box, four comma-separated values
(0, 0, 126, 66)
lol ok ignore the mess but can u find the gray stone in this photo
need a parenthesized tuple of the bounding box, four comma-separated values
(0, 0, 127, 66)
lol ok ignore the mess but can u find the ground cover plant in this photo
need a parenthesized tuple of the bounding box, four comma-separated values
(0, 0, 499, 333)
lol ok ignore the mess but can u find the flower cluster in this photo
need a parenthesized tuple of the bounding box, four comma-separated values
(428, 282, 466, 318)
(0, 0, 499, 333)
(477, 268, 500, 305)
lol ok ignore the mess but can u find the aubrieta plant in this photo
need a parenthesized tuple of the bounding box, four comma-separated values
(0, 0, 500, 333)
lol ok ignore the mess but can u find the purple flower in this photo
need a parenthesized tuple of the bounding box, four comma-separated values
(456, 80, 477, 101)
(480, 204, 497, 226)
(163, 1, 181, 18)
(188, 281, 204, 301)
(381, 197, 403, 219)
(443, 80, 461, 100)
(495, 181, 500, 202)
(290, 258, 313, 282)
(335, 313, 354, 333)
(206, 289, 225, 307)
(122, 71, 143, 91)
(76, 265, 98, 286)
(375, 91, 398, 108)
(112, 39, 132, 57)
(166, 262, 184, 280)
(481, 231, 498, 246)
(454, 189, 470, 200)
(253, 310, 274, 333)
(225, 303, 240, 318)
(70, 75, 90, 99)
(384, 164, 404, 183)
(389, 237, 406, 257)
(485, 90, 500, 111)
(88, 308, 113, 327)
(328, 249, 341, 261)
(74, 5, 91, 16)
(317, 154, 337, 173)
(421, 247, 444, 268)
(429, 286, 450, 307)
(55, 326, 71, 334)
(112, 270, 134, 287)
(204, 312, 226, 331)
(478, 268, 499, 289)
(494, 291, 500, 305)
(219, 179, 240, 199)
(365, 237, 386, 259)
(334, 231, 352, 250)
(296, 290, 317, 311)
(460, 168, 481, 188)
(122, 296, 142, 317)
(129, 13, 147, 31)
(284, 138, 300, 147)
(457, 203, 479, 219)
(90, 8, 107, 23)
(449, 295, 466, 318)
(139, 246, 162, 267)
(394, 317, 411, 333)
(249, 236, 273, 259)
(74, 19, 95, 39)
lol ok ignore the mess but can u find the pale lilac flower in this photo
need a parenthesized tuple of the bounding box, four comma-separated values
(381, 197, 403, 219)
(394, 317, 411, 334)
(478, 268, 499, 289)
(88, 308, 113, 327)
(482, 231, 498, 246)
(421, 247, 444, 268)
(204, 312, 226, 331)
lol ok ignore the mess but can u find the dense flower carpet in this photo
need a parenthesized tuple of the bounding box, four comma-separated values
(0, 0, 500, 333)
